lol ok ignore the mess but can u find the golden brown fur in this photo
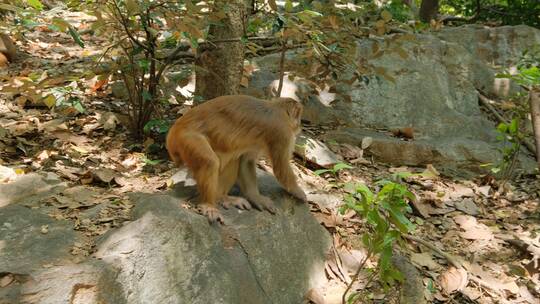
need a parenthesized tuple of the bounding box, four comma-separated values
(166, 95, 306, 222)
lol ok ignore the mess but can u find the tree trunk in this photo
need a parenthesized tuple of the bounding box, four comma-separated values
(195, 0, 247, 102)
(419, 0, 439, 23)
(529, 88, 540, 169)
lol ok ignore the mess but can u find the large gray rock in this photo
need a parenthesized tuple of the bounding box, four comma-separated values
(437, 25, 540, 97)
(94, 172, 331, 304)
(0, 205, 78, 274)
(0, 204, 120, 304)
(0, 172, 66, 207)
(0, 262, 123, 304)
(247, 25, 538, 170)
(0, 171, 331, 304)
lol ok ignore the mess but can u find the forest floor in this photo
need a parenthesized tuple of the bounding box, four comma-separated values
(1, 12, 540, 304)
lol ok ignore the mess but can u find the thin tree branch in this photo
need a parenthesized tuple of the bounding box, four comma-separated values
(111, 0, 150, 52)
(342, 251, 373, 304)
(478, 92, 536, 155)
(276, 39, 287, 97)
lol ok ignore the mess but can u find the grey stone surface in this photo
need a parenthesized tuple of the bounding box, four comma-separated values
(247, 25, 539, 170)
(0, 172, 66, 207)
(0, 205, 78, 274)
(94, 172, 331, 304)
(1, 262, 123, 304)
(1, 171, 330, 304)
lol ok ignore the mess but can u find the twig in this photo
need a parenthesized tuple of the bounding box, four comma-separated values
(477, 92, 537, 155)
(342, 251, 372, 304)
(403, 234, 462, 268)
(111, 1, 149, 52)
(276, 39, 286, 97)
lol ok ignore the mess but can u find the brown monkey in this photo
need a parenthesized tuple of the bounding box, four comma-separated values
(166, 95, 307, 223)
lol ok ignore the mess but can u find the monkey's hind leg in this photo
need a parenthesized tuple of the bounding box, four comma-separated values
(237, 155, 277, 214)
(179, 133, 224, 223)
(217, 159, 251, 211)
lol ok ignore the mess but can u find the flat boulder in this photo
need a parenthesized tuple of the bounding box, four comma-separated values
(94, 172, 331, 304)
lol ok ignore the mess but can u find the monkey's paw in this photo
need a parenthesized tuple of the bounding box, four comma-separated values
(221, 196, 252, 210)
(250, 195, 277, 214)
(200, 204, 224, 224)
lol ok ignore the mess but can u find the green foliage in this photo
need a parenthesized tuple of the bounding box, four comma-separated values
(341, 178, 415, 296)
(499, 67, 540, 88)
(382, 0, 413, 23)
(0, 0, 83, 47)
(490, 48, 540, 178)
(141, 154, 162, 165)
(441, 0, 540, 27)
(47, 85, 86, 114)
(498, 47, 540, 88)
(489, 119, 522, 177)
(83, 0, 214, 138)
(143, 119, 171, 135)
(314, 162, 353, 177)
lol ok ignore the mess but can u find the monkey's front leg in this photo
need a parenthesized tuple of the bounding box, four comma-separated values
(194, 154, 225, 224)
(199, 204, 224, 224)
(237, 155, 277, 214)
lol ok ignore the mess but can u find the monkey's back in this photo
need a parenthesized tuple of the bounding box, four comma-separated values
(167, 95, 290, 157)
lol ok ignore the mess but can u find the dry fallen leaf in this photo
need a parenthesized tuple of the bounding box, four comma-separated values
(410, 252, 441, 270)
(92, 168, 117, 184)
(453, 215, 493, 240)
(449, 184, 474, 199)
(467, 263, 520, 296)
(439, 267, 468, 294)
(51, 130, 88, 145)
(476, 185, 491, 197)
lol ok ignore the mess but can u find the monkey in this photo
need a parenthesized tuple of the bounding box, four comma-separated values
(166, 95, 307, 223)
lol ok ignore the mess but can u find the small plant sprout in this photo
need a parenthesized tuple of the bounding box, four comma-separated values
(340, 179, 416, 304)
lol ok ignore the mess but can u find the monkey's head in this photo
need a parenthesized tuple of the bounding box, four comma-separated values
(273, 97, 303, 135)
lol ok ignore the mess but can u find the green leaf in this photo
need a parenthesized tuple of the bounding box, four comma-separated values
(509, 118, 519, 134)
(43, 95, 56, 108)
(491, 167, 501, 174)
(387, 204, 415, 233)
(138, 59, 150, 71)
(313, 169, 331, 176)
(284, 0, 293, 12)
(333, 162, 353, 172)
(379, 245, 392, 270)
(497, 122, 508, 133)
(144, 119, 171, 134)
(142, 156, 162, 165)
(72, 99, 85, 113)
(142, 90, 152, 101)
(68, 26, 85, 48)
(27, 0, 44, 10)
(355, 183, 374, 204)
